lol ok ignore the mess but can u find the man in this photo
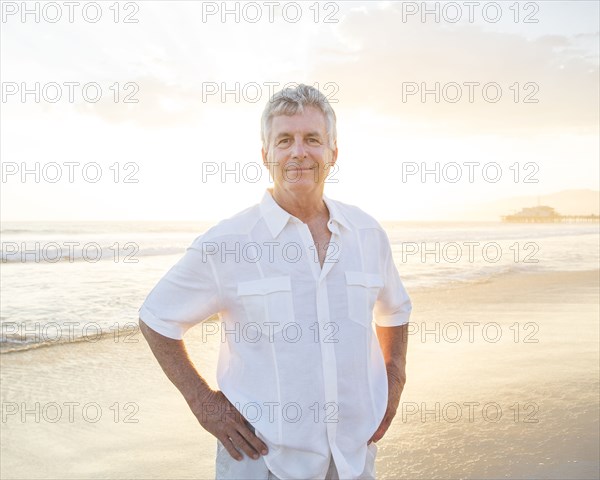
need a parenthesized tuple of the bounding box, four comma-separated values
(138, 84, 412, 480)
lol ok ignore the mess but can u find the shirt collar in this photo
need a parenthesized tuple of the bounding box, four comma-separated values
(323, 193, 353, 233)
(259, 188, 352, 239)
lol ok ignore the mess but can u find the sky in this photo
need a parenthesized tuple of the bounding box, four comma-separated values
(1, 0, 598, 221)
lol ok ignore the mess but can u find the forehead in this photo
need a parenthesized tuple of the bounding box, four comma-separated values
(270, 106, 327, 137)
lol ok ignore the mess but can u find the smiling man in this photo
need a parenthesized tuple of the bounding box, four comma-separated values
(138, 84, 412, 480)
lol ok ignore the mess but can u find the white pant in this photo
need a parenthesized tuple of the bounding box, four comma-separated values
(214, 439, 377, 480)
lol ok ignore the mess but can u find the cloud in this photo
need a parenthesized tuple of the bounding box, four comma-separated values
(73, 76, 206, 127)
(12, 1, 594, 134)
(309, 4, 599, 135)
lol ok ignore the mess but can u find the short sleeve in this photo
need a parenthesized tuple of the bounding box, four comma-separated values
(374, 231, 412, 327)
(138, 235, 221, 340)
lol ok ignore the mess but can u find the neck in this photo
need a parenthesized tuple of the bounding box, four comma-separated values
(269, 187, 329, 224)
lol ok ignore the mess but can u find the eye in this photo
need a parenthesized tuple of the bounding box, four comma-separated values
(308, 138, 320, 144)
(277, 138, 290, 146)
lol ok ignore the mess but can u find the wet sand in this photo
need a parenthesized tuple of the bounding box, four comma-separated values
(1, 270, 598, 479)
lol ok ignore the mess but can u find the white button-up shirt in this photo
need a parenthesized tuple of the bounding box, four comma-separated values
(139, 188, 412, 479)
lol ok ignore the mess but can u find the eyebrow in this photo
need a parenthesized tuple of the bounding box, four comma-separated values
(274, 131, 324, 141)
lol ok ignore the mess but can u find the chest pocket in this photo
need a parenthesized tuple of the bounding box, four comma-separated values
(237, 276, 295, 340)
(345, 271, 384, 328)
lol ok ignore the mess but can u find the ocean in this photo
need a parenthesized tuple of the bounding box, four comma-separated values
(1, 220, 598, 353)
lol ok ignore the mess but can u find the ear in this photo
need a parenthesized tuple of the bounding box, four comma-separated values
(329, 145, 338, 168)
(262, 147, 274, 182)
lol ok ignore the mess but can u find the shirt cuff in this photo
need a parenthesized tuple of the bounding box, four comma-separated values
(374, 311, 411, 327)
(138, 305, 185, 340)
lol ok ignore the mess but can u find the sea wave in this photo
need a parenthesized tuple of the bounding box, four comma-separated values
(0, 324, 141, 354)
(1, 245, 187, 263)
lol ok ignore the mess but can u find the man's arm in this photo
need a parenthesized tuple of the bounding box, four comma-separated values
(138, 319, 268, 460)
(368, 323, 408, 444)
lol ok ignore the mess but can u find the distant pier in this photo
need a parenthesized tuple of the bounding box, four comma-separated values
(501, 206, 600, 223)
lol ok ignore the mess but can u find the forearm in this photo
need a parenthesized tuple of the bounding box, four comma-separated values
(375, 323, 408, 386)
(138, 319, 269, 459)
(368, 323, 409, 444)
(139, 319, 213, 409)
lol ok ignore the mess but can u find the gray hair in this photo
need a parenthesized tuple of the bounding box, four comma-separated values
(260, 84, 337, 154)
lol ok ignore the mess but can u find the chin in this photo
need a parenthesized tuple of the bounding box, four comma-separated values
(286, 178, 319, 187)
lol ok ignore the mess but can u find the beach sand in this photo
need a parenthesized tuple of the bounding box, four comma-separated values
(1, 270, 598, 480)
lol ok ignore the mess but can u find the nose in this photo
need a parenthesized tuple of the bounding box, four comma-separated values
(290, 138, 307, 159)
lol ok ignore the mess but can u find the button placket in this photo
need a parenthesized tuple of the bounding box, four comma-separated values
(294, 221, 341, 445)
(306, 223, 341, 449)
(315, 280, 339, 446)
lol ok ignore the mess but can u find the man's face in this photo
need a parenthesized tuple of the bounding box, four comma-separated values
(262, 106, 338, 194)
